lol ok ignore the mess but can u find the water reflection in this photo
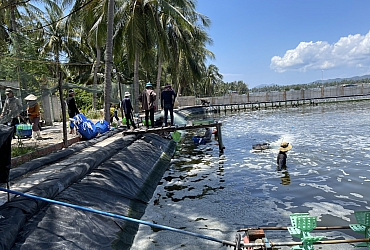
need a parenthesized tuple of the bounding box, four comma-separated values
(279, 166, 291, 185)
(134, 101, 370, 249)
(179, 103, 370, 222)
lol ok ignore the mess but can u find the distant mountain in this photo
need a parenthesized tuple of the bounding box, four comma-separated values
(252, 83, 277, 89)
(321, 74, 370, 83)
(253, 74, 370, 89)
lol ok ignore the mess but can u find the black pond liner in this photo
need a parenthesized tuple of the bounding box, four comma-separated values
(0, 133, 176, 250)
(0, 125, 12, 184)
(8, 130, 119, 182)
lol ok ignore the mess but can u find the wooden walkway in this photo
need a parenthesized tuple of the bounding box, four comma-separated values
(123, 122, 225, 153)
(203, 94, 370, 114)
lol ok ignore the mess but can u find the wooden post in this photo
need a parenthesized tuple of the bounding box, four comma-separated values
(58, 72, 68, 148)
(216, 122, 225, 153)
(6, 182, 10, 201)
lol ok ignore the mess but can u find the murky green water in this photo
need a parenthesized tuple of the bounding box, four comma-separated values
(132, 101, 370, 249)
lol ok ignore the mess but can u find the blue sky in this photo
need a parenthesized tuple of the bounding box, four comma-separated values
(196, 1, 370, 88)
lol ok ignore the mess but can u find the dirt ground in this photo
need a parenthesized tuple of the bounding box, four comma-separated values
(10, 117, 116, 149)
(11, 122, 83, 149)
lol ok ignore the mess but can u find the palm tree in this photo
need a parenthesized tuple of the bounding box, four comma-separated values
(174, 25, 214, 97)
(202, 64, 223, 96)
(161, 4, 213, 97)
(102, 0, 114, 122)
(153, 0, 196, 108)
(117, 0, 156, 113)
(65, 0, 108, 111)
(38, 2, 73, 78)
(0, 0, 49, 90)
(116, 0, 200, 113)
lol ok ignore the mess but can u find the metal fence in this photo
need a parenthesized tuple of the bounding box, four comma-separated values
(177, 84, 370, 107)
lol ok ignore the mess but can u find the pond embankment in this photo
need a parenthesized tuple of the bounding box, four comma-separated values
(0, 131, 177, 250)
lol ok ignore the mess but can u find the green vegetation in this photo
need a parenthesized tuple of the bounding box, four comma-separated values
(11, 138, 38, 158)
(1, 0, 369, 115)
(0, 0, 227, 114)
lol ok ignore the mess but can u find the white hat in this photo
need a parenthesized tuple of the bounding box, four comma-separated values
(124, 92, 130, 97)
(25, 94, 37, 101)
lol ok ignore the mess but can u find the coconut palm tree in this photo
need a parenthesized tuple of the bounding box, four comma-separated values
(101, 0, 114, 122)
(116, 0, 201, 113)
(117, 0, 157, 113)
(0, 0, 50, 90)
(38, 2, 77, 78)
(64, 0, 109, 111)
(172, 24, 214, 97)
(202, 64, 223, 96)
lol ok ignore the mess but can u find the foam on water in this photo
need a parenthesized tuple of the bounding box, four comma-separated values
(132, 102, 370, 249)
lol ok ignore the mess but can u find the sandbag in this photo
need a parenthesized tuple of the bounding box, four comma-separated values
(95, 120, 110, 134)
(192, 136, 206, 145)
(73, 114, 98, 140)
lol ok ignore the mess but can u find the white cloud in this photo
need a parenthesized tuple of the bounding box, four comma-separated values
(270, 31, 370, 73)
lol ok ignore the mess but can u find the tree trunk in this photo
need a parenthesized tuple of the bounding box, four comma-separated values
(10, 3, 26, 94)
(103, 0, 114, 122)
(115, 67, 124, 118)
(177, 83, 182, 98)
(133, 50, 140, 113)
(155, 55, 162, 109)
(58, 72, 68, 148)
(10, 2, 17, 32)
(92, 47, 101, 110)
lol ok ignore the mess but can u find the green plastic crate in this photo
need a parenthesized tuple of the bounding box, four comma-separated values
(355, 211, 370, 226)
(16, 124, 32, 138)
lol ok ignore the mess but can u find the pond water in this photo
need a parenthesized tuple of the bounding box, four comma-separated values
(132, 101, 370, 250)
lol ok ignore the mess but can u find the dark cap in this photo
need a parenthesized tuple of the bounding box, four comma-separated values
(69, 89, 74, 93)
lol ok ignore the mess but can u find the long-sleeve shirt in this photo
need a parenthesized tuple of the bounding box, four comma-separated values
(66, 96, 79, 117)
(161, 89, 176, 107)
(277, 151, 287, 168)
(1, 96, 22, 119)
(141, 89, 156, 110)
(122, 97, 134, 114)
(27, 103, 40, 119)
(204, 129, 212, 141)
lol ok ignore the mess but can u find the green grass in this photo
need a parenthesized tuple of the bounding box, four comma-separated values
(11, 138, 38, 158)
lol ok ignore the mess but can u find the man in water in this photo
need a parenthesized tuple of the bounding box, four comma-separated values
(277, 142, 292, 171)
(196, 127, 212, 144)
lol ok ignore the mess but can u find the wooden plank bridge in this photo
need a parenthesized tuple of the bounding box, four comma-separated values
(123, 122, 225, 153)
(201, 93, 370, 115)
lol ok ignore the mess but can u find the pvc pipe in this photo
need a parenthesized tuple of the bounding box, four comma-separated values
(0, 187, 236, 247)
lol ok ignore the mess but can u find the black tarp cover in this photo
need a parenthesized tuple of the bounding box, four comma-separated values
(9, 130, 116, 182)
(0, 125, 13, 183)
(0, 133, 176, 250)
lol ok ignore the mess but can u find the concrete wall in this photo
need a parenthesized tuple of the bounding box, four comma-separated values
(43, 84, 370, 122)
(51, 95, 62, 122)
(41, 87, 54, 126)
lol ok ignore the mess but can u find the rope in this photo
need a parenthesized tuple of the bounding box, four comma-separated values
(0, 187, 236, 247)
